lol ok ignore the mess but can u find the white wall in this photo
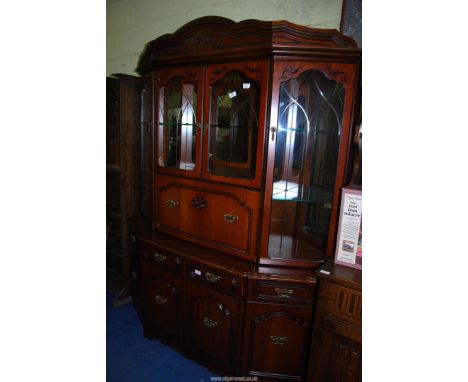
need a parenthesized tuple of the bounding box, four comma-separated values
(107, 0, 344, 76)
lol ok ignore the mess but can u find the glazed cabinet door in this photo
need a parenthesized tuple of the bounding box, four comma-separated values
(261, 61, 358, 266)
(202, 60, 269, 189)
(241, 303, 313, 381)
(308, 316, 362, 382)
(154, 67, 203, 178)
(185, 281, 240, 374)
(141, 263, 184, 344)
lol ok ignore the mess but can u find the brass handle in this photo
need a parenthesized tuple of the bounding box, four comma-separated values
(270, 126, 277, 141)
(204, 317, 218, 328)
(223, 214, 239, 223)
(275, 288, 293, 298)
(205, 272, 221, 283)
(165, 200, 179, 208)
(191, 195, 208, 209)
(154, 253, 167, 263)
(270, 336, 288, 345)
(154, 294, 167, 305)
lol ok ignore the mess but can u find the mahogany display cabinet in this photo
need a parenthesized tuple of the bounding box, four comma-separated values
(130, 16, 361, 381)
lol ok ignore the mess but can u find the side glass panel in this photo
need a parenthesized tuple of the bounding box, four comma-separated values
(208, 71, 259, 179)
(140, 79, 153, 222)
(157, 76, 197, 171)
(268, 70, 345, 261)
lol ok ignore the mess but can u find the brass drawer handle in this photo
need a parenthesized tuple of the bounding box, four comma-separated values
(275, 288, 293, 298)
(191, 195, 208, 209)
(205, 272, 221, 283)
(204, 317, 218, 328)
(270, 335, 288, 345)
(165, 199, 179, 208)
(223, 214, 239, 223)
(154, 294, 167, 305)
(154, 253, 167, 263)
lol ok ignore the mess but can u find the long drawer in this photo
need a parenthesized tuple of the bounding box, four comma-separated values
(186, 260, 243, 298)
(154, 174, 260, 261)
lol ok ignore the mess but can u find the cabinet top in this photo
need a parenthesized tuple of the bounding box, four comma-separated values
(136, 16, 361, 75)
(316, 256, 362, 290)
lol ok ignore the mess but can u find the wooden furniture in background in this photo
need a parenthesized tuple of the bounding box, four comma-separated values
(308, 257, 362, 381)
(130, 16, 361, 380)
(106, 74, 145, 305)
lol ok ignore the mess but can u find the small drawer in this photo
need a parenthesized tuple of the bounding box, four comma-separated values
(186, 261, 242, 298)
(247, 279, 316, 305)
(141, 244, 184, 275)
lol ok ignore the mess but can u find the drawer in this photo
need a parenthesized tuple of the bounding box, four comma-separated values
(154, 174, 260, 261)
(247, 278, 316, 305)
(140, 243, 184, 275)
(186, 261, 242, 298)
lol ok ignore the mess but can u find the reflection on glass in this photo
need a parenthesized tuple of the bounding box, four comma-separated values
(157, 76, 197, 170)
(268, 70, 345, 261)
(208, 71, 259, 179)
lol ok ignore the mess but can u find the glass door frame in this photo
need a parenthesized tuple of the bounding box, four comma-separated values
(153, 66, 204, 179)
(201, 60, 270, 189)
(259, 60, 358, 266)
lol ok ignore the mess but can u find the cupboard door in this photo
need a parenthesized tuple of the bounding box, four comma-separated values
(185, 282, 240, 374)
(261, 62, 358, 266)
(308, 316, 362, 382)
(154, 67, 203, 178)
(141, 264, 184, 344)
(241, 303, 313, 381)
(202, 60, 269, 189)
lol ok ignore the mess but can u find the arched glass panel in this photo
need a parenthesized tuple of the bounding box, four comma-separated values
(208, 71, 259, 179)
(157, 76, 197, 170)
(268, 70, 345, 261)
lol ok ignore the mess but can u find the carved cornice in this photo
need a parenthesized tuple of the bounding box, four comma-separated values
(136, 16, 360, 75)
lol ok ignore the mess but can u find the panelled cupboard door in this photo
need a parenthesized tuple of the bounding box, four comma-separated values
(141, 265, 184, 344)
(241, 303, 313, 381)
(202, 60, 269, 189)
(308, 316, 362, 382)
(153, 66, 203, 179)
(260, 61, 358, 267)
(185, 282, 240, 374)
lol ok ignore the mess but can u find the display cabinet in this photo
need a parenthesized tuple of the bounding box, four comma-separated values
(132, 16, 361, 380)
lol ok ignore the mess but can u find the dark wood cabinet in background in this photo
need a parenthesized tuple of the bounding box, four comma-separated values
(127, 16, 361, 381)
(308, 258, 362, 382)
(106, 74, 153, 305)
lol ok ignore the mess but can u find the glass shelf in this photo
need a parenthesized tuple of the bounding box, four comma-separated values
(209, 124, 256, 130)
(278, 127, 338, 135)
(271, 182, 333, 203)
(158, 122, 196, 126)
